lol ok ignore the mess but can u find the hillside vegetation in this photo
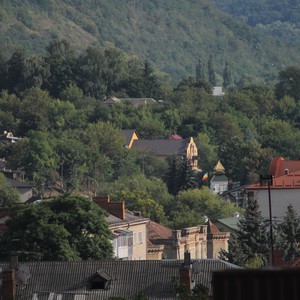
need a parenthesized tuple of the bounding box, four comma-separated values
(213, 0, 300, 49)
(1, 0, 300, 83)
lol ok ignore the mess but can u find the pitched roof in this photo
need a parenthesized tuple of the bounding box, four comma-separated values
(213, 160, 225, 174)
(167, 134, 182, 140)
(147, 220, 173, 240)
(206, 220, 221, 234)
(132, 139, 188, 156)
(1, 259, 240, 299)
(216, 217, 241, 231)
(121, 129, 137, 146)
(269, 157, 300, 178)
(104, 97, 157, 108)
(247, 172, 300, 190)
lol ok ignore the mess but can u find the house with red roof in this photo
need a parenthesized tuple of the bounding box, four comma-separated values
(246, 157, 300, 219)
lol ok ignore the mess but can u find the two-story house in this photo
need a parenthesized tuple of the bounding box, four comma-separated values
(93, 196, 149, 260)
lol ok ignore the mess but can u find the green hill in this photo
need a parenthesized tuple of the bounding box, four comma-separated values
(213, 0, 300, 49)
(1, 0, 300, 83)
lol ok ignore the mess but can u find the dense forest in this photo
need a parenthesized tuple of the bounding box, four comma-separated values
(213, 0, 300, 49)
(0, 40, 300, 229)
(1, 0, 300, 83)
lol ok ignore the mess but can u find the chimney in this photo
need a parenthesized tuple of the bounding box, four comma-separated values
(2, 269, 16, 300)
(93, 196, 126, 220)
(269, 249, 283, 268)
(179, 251, 193, 291)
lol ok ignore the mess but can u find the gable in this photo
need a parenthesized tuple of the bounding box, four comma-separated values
(121, 129, 139, 148)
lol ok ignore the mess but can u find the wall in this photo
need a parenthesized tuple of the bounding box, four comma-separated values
(252, 189, 300, 219)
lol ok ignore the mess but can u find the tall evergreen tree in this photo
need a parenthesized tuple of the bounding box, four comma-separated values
(142, 60, 160, 98)
(223, 61, 234, 88)
(164, 155, 180, 195)
(195, 57, 207, 85)
(276, 204, 300, 261)
(220, 197, 269, 267)
(207, 54, 216, 86)
(176, 157, 197, 193)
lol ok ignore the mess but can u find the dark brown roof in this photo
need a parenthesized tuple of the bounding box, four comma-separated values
(1, 259, 240, 299)
(132, 139, 188, 156)
(121, 129, 137, 146)
(147, 220, 173, 240)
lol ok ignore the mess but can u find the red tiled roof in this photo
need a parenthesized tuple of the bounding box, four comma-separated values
(206, 220, 221, 234)
(269, 157, 300, 178)
(247, 172, 300, 190)
(168, 134, 182, 140)
(147, 220, 173, 239)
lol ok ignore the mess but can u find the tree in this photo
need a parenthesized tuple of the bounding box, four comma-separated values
(275, 66, 300, 101)
(141, 60, 161, 98)
(195, 57, 207, 85)
(168, 188, 238, 229)
(276, 204, 300, 261)
(207, 54, 216, 86)
(105, 174, 170, 223)
(0, 195, 113, 261)
(43, 39, 77, 98)
(221, 197, 269, 267)
(176, 157, 197, 192)
(0, 173, 20, 208)
(18, 88, 53, 134)
(223, 61, 234, 88)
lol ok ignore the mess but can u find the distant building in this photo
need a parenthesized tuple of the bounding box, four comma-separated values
(104, 96, 157, 108)
(210, 160, 228, 194)
(93, 196, 149, 260)
(122, 130, 199, 170)
(212, 86, 225, 96)
(246, 157, 300, 219)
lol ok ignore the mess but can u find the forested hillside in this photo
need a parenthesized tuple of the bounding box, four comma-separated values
(213, 0, 300, 49)
(1, 0, 300, 83)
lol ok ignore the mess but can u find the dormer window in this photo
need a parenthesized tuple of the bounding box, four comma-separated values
(89, 269, 112, 290)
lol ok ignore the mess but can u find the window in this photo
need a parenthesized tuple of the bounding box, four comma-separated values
(133, 232, 137, 244)
(138, 232, 143, 243)
(89, 270, 112, 290)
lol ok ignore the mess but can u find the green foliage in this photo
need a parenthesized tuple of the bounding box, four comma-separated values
(0, 173, 20, 208)
(175, 282, 209, 300)
(276, 204, 300, 261)
(1, 0, 300, 83)
(221, 197, 269, 267)
(0, 195, 113, 261)
(106, 174, 171, 223)
(168, 188, 239, 229)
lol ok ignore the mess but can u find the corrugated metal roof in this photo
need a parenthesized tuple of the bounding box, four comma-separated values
(1, 259, 240, 300)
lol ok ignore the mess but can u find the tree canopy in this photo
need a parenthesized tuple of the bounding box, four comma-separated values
(0, 195, 113, 261)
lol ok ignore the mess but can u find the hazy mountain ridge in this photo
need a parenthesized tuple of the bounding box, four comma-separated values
(1, 0, 300, 82)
